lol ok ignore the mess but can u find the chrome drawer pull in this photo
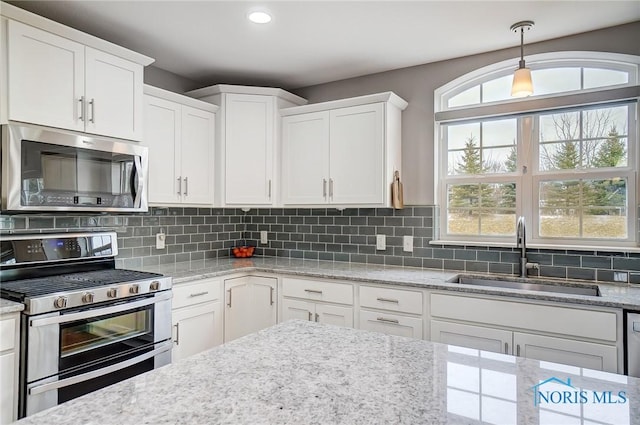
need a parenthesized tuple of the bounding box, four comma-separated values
(189, 291, 209, 298)
(504, 342, 508, 354)
(174, 323, 180, 345)
(304, 289, 323, 294)
(376, 317, 399, 324)
(376, 297, 399, 303)
(308, 311, 312, 321)
(315, 313, 319, 322)
(270, 287, 274, 305)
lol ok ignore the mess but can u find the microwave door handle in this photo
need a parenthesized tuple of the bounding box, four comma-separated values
(28, 340, 173, 396)
(130, 156, 143, 208)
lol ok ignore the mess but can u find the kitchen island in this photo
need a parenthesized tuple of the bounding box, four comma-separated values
(14, 320, 640, 425)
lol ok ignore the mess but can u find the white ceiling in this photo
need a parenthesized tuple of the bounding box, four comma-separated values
(6, 1, 640, 90)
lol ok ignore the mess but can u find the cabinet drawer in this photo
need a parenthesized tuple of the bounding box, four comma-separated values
(282, 277, 353, 305)
(431, 293, 617, 342)
(173, 279, 221, 309)
(359, 309, 423, 339)
(0, 317, 16, 352)
(360, 285, 422, 315)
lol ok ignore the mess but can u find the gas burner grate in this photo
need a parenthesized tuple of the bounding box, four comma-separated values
(0, 269, 162, 298)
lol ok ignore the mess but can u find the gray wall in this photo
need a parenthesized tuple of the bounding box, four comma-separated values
(293, 21, 640, 205)
(144, 65, 202, 93)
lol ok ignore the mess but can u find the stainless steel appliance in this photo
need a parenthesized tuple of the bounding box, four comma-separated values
(0, 232, 172, 418)
(626, 311, 640, 378)
(1, 122, 148, 212)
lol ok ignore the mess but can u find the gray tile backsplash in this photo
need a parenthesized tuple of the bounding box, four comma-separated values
(2, 205, 640, 284)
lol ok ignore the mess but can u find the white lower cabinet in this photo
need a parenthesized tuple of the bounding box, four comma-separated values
(429, 293, 621, 373)
(359, 310, 422, 339)
(0, 312, 20, 424)
(224, 276, 277, 342)
(171, 278, 223, 362)
(357, 285, 424, 338)
(281, 298, 354, 327)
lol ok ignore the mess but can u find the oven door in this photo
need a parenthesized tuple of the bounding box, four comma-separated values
(22, 292, 171, 417)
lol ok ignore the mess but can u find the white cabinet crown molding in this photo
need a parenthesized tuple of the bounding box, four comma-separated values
(144, 84, 219, 113)
(0, 1, 154, 66)
(280, 92, 408, 116)
(185, 84, 308, 106)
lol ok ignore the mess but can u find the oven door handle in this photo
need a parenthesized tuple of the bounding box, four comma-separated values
(131, 155, 144, 208)
(28, 340, 173, 396)
(30, 291, 172, 328)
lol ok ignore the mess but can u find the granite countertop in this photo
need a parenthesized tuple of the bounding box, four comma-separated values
(134, 257, 640, 309)
(15, 320, 640, 425)
(0, 298, 25, 315)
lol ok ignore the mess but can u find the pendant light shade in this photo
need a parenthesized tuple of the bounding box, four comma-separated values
(510, 21, 534, 98)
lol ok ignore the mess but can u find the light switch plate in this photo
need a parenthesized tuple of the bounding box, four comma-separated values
(155, 233, 166, 250)
(403, 235, 413, 252)
(376, 234, 386, 250)
(260, 231, 268, 244)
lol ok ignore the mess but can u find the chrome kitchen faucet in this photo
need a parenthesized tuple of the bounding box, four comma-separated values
(516, 216, 539, 277)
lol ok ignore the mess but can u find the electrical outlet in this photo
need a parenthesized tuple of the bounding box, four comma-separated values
(260, 230, 268, 244)
(376, 234, 386, 250)
(613, 272, 628, 282)
(403, 235, 413, 252)
(155, 232, 166, 250)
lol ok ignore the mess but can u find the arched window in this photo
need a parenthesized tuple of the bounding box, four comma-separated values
(434, 52, 640, 248)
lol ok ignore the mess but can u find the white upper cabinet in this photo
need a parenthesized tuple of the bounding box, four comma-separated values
(143, 85, 217, 206)
(281, 92, 407, 208)
(2, 4, 153, 140)
(186, 85, 307, 207)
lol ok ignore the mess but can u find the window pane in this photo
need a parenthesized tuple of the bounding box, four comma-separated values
(539, 179, 628, 239)
(531, 68, 581, 95)
(482, 75, 512, 103)
(448, 122, 480, 150)
(482, 119, 517, 147)
(448, 85, 481, 108)
(584, 68, 628, 89)
(484, 147, 516, 173)
(448, 183, 517, 236)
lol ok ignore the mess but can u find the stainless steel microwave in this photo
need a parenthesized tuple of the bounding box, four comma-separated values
(1, 122, 148, 212)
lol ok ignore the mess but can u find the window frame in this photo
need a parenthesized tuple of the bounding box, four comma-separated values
(434, 52, 640, 248)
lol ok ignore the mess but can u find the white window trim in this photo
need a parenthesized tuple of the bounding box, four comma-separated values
(434, 52, 640, 249)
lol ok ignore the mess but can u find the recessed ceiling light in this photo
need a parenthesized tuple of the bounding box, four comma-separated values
(248, 11, 272, 24)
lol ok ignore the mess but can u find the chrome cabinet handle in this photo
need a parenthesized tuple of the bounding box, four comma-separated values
(504, 342, 509, 354)
(516, 345, 521, 356)
(376, 317, 399, 324)
(308, 311, 312, 321)
(323, 179, 327, 198)
(174, 323, 180, 345)
(315, 313, 319, 322)
(184, 177, 188, 196)
(329, 178, 334, 199)
(376, 297, 399, 304)
(177, 177, 182, 195)
(304, 289, 323, 294)
(78, 96, 85, 121)
(270, 287, 274, 305)
(89, 98, 95, 123)
(189, 291, 209, 298)
(268, 180, 272, 200)
(227, 289, 232, 307)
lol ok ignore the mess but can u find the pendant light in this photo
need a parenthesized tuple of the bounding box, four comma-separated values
(510, 20, 535, 98)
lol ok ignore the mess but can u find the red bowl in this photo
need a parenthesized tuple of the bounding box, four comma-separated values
(232, 245, 255, 258)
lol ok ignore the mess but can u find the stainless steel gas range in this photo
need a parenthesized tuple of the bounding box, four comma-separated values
(0, 231, 172, 418)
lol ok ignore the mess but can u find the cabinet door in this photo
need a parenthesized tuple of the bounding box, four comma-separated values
(359, 310, 422, 339)
(7, 20, 84, 131)
(224, 94, 273, 205)
(224, 276, 277, 342)
(281, 298, 314, 322)
(315, 304, 353, 328)
(181, 106, 215, 205)
(329, 103, 384, 204)
(172, 301, 223, 362)
(281, 112, 330, 205)
(513, 332, 618, 373)
(0, 352, 15, 425)
(431, 320, 512, 355)
(143, 95, 181, 204)
(85, 47, 144, 140)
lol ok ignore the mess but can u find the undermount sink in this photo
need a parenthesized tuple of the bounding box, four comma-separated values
(448, 275, 601, 297)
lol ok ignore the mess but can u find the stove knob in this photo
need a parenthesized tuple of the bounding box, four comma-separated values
(129, 284, 139, 294)
(107, 288, 118, 298)
(149, 281, 160, 291)
(81, 292, 94, 303)
(53, 296, 67, 309)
